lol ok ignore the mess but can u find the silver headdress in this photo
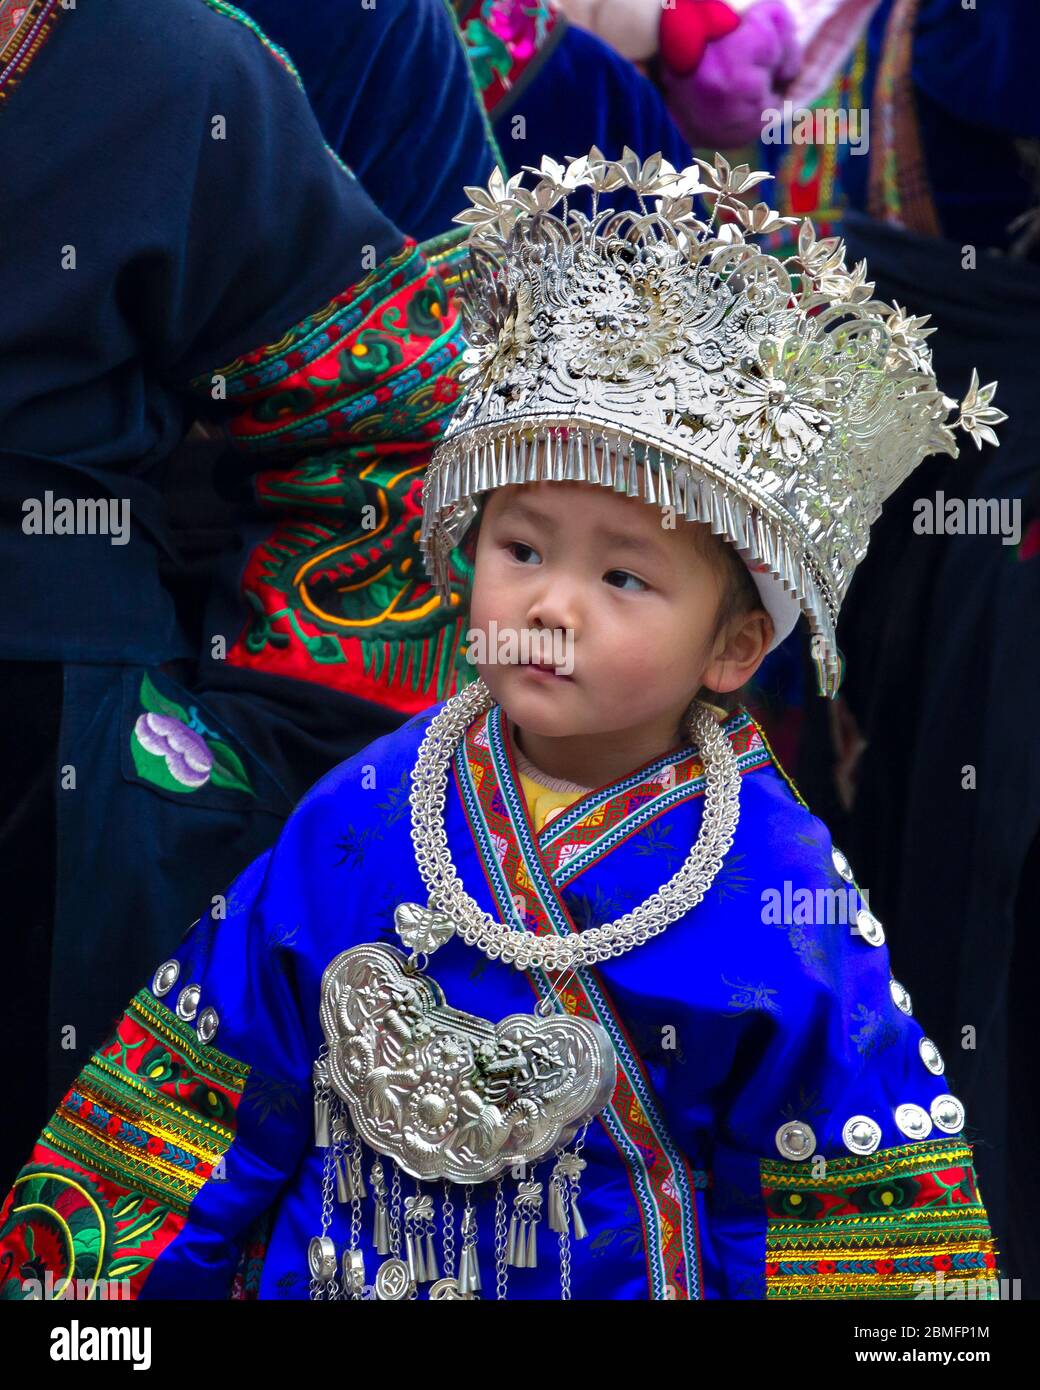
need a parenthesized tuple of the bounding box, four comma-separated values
(420, 148, 1006, 695)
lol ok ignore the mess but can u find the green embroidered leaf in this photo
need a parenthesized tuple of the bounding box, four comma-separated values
(139, 673, 189, 723)
(115, 1209, 168, 1246)
(112, 1194, 143, 1221)
(207, 741, 256, 796)
(106, 1257, 153, 1279)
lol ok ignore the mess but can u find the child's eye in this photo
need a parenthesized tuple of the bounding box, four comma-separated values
(506, 541, 541, 564)
(604, 569, 648, 592)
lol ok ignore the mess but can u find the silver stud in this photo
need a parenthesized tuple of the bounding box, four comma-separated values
(152, 960, 180, 998)
(775, 1121, 816, 1161)
(890, 977, 913, 1014)
(855, 907, 885, 946)
(831, 846, 855, 883)
(930, 1094, 966, 1134)
(842, 1115, 881, 1154)
(919, 1037, 944, 1075)
(894, 1103, 933, 1139)
(196, 1006, 220, 1045)
(175, 983, 201, 1022)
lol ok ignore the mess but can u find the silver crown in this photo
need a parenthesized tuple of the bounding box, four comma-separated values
(420, 149, 1006, 695)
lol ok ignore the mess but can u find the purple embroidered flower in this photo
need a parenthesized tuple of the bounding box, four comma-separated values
(134, 713, 213, 789)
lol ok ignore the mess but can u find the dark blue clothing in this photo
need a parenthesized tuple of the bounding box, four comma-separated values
(239, 0, 499, 241)
(0, 0, 405, 667)
(494, 21, 691, 203)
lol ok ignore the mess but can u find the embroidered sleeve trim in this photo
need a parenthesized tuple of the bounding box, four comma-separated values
(190, 240, 472, 714)
(760, 1137, 1001, 1299)
(0, 0, 63, 106)
(193, 239, 466, 452)
(0, 990, 250, 1300)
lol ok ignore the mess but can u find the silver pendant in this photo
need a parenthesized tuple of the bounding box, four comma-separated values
(374, 1257, 413, 1301)
(319, 942, 616, 1183)
(428, 1277, 463, 1300)
(394, 901, 456, 957)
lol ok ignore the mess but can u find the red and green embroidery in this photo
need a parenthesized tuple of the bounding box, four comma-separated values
(0, 990, 249, 1300)
(451, 0, 559, 115)
(761, 1138, 1001, 1299)
(0, 0, 64, 105)
(193, 241, 475, 713)
(130, 674, 256, 797)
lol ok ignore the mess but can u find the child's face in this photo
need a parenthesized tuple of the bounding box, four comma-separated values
(470, 480, 739, 742)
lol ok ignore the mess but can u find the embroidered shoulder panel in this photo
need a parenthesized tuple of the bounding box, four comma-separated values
(0, 990, 249, 1300)
(192, 239, 472, 713)
(0, 0, 63, 106)
(761, 1137, 1001, 1299)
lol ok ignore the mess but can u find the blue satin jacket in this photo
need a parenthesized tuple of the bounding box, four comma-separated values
(0, 700, 1000, 1300)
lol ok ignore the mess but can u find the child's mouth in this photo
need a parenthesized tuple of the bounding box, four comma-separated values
(520, 662, 573, 682)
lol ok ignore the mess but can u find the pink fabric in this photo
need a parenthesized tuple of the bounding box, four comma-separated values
(662, 0, 802, 150)
(727, 0, 882, 107)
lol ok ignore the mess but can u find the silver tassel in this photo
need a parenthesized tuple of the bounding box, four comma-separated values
(374, 1203, 389, 1255)
(507, 434, 519, 484)
(547, 1180, 565, 1235)
(571, 1197, 588, 1241)
(405, 1231, 418, 1284)
(314, 1096, 331, 1149)
(565, 429, 577, 479)
(658, 454, 672, 508)
(541, 432, 553, 483)
(335, 1150, 352, 1203)
(425, 1229, 439, 1282)
(644, 448, 657, 503)
(372, 1161, 390, 1255)
(522, 434, 536, 482)
(526, 1219, 538, 1268)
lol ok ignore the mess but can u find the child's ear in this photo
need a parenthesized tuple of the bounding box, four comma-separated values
(702, 610, 774, 693)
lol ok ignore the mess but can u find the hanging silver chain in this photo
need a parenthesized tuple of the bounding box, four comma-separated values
(408, 679, 741, 971)
(441, 1182, 456, 1280)
(389, 1162, 402, 1257)
(494, 1177, 509, 1300)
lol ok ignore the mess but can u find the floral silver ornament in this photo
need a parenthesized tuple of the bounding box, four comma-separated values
(319, 942, 617, 1184)
(421, 148, 1008, 697)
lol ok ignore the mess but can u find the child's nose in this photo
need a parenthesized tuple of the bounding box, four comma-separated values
(526, 577, 581, 637)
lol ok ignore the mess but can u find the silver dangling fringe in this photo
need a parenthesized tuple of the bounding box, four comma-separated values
(314, 1095, 331, 1149)
(458, 1201, 481, 1295)
(508, 1180, 543, 1269)
(372, 1160, 390, 1255)
(335, 1149, 352, 1204)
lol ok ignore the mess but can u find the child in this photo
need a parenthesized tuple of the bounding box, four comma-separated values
(0, 149, 1006, 1302)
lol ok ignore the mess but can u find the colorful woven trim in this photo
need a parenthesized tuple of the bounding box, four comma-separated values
(450, 704, 774, 1299)
(196, 240, 474, 713)
(534, 708, 770, 879)
(866, 0, 941, 237)
(761, 1138, 1001, 1300)
(0, 990, 249, 1300)
(451, 0, 561, 116)
(0, 0, 63, 105)
(203, 239, 464, 450)
(763, 34, 868, 258)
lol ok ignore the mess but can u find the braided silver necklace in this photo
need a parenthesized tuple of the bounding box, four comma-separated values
(404, 677, 742, 973)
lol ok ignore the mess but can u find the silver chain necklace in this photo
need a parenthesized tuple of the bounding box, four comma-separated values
(406, 677, 742, 973)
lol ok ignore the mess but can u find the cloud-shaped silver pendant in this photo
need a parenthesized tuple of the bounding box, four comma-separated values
(319, 943, 617, 1183)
